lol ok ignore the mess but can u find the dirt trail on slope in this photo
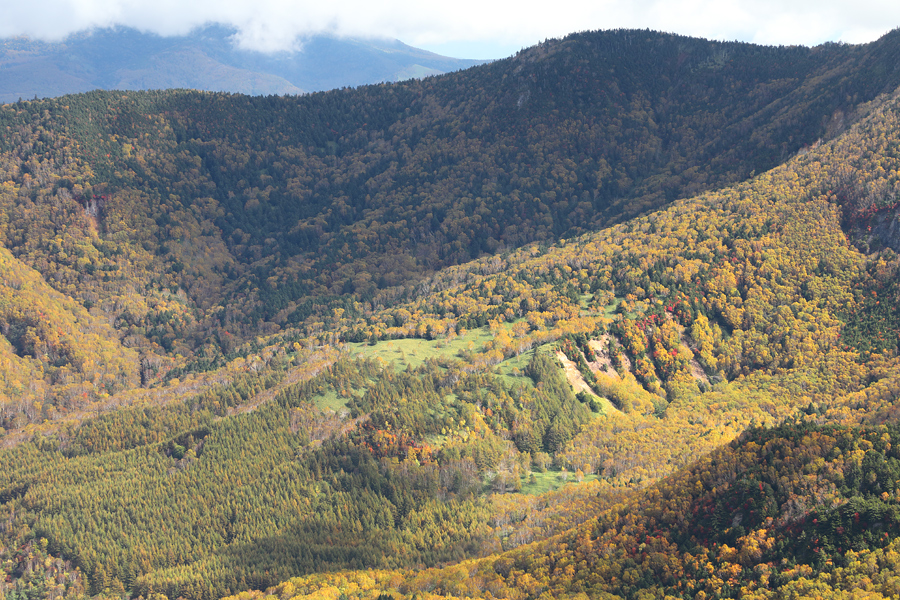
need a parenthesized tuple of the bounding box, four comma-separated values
(688, 357, 710, 386)
(555, 350, 620, 416)
(556, 351, 594, 394)
(587, 336, 626, 378)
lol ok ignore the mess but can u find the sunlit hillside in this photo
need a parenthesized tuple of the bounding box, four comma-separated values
(1, 28, 900, 600)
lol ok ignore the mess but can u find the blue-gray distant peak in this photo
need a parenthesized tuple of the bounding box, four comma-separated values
(0, 24, 486, 103)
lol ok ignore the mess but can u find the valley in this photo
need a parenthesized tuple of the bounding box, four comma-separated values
(1, 27, 900, 600)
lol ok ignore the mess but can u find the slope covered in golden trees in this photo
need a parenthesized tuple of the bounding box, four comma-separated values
(0, 242, 138, 430)
(2, 28, 900, 600)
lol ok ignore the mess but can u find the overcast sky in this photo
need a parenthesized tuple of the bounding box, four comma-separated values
(1, 0, 898, 59)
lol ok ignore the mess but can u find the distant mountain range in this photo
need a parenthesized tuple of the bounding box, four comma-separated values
(0, 25, 486, 103)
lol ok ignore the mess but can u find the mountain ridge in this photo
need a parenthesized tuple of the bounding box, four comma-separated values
(0, 24, 485, 103)
(2, 28, 900, 424)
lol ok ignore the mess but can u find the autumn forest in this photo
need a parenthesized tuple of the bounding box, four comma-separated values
(2, 27, 900, 600)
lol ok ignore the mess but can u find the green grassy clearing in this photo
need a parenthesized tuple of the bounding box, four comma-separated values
(519, 469, 599, 495)
(346, 327, 495, 369)
(346, 324, 540, 391)
(599, 296, 622, 316)
(601, 296, 647, 320)
(576, 391, 618, 417)
(312, 388, 351, 413)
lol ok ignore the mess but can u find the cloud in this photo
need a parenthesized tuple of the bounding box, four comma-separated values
(0, 0, 897, 55)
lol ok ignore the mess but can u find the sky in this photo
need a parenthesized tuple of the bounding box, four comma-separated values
(0, 0, 898, 59)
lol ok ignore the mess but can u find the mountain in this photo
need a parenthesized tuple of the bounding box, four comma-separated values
(1, 27, 900, 600)
(2, 28, 900, 369)
(0, 24, 485, 103)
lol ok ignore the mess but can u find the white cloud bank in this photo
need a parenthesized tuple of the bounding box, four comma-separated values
(1, 0, 898, 57)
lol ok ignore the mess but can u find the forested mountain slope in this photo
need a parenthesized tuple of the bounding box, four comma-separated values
(2, 28, 900, 600)
(2, 34, 900, 599)
(249, 421, 900, 600)
(209, 81, 900, 600)
(3, 29, 900, 426)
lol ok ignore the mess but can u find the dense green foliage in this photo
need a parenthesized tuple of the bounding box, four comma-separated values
(0, 351, 595, 600)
